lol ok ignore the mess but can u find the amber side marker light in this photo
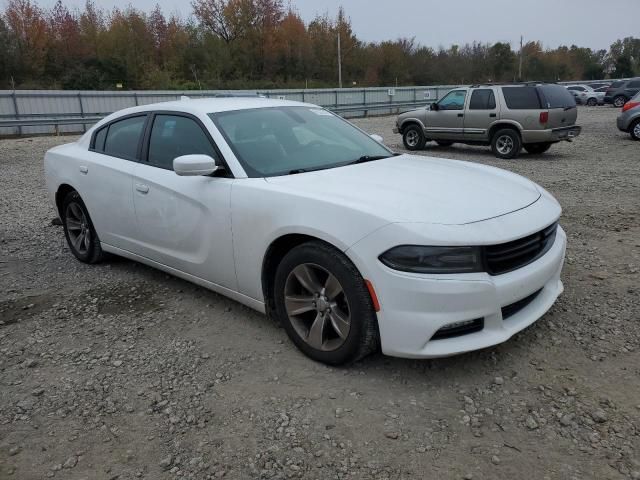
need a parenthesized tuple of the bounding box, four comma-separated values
(364, 279, 381, 312)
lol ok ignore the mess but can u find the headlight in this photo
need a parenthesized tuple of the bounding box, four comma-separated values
(379, 245, 483, 274)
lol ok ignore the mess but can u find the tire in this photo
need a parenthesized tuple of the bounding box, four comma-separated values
(61, 190, 104, 264)
(491, 128, 522, 159)
(402, 124, 427, 150)
(273, 241, 379, 365)
(436, 140, 454, 147)
(631, 119, 640, 141)
(524, 142, 553, 154)
(587, 98, 597, 107)
(613, 96, 627, 108)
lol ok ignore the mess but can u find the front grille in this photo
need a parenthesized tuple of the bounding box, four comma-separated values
(501, 289, 543, 320)
(431, 318, 484, 340)
(485, 223, 558, 275)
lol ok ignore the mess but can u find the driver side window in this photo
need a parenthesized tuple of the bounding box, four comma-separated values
(438, 90, 467, 110)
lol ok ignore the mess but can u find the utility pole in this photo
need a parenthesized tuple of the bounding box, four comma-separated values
(518, 35, 523, 81)
(337, 32, 343, 89)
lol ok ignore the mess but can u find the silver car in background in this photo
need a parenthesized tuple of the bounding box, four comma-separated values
(566, 85, 604, 106)
(616, 92, 640, 140)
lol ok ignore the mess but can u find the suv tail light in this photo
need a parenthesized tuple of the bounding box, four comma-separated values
(622, 101, 639, 112)
(539, 112, 549, 124)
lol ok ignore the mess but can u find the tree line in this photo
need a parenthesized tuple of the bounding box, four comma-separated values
(1, 0, 639, 90)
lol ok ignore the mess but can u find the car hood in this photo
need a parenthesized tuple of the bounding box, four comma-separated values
(265, 155, 541, 225)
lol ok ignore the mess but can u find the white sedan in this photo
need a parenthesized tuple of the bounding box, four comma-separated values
(44, 98, 566, 364)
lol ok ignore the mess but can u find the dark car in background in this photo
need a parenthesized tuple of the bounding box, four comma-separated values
(604, 78, 640, 108)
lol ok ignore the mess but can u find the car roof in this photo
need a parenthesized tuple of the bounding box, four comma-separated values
(108, 97, 314, 118)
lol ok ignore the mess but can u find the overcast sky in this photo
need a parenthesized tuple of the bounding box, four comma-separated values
(34, 0, 640, 51)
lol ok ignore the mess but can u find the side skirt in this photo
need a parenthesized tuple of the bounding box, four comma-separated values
(101, 243, 266, 314)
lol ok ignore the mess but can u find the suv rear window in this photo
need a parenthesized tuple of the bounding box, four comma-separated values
(537, 85, 576, 109)
(502, 87, 541, 109)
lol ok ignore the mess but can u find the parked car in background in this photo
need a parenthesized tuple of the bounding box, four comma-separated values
(565, 85, 604, 106)
(587, 83, 610, 90)
(616, 92, 640, 140)
(593, 86, 610, 93)
(44, 97, 568, 364)
(395, 83, 581, 159)
(604, 78, 640, 107)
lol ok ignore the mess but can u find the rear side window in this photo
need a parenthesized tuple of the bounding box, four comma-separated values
(469, 89, 496, 110)
(627, 80, 640, 88)
(93, 126, 107, 151)
(148, 115, 217, 170)
(501, 87, 541, 109)
(610, 81, 624, 88)
(104, 116, 147, 160)
(538, 85, 576, 109)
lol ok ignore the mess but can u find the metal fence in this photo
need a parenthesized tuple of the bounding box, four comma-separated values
(0, 86, 458, 136)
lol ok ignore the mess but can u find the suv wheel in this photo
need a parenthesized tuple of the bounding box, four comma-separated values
(524, 143, 552, 154)
(613, 96, 627, 108)
(491, 129, 522, 159)
(402, 124, 426, 150)
(273, 241, 379, 365)
(630, 119, 640, 141)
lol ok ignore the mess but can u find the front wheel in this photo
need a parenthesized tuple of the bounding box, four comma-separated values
(613, 96, 627, 108)
(630, 119, 640, 141)
(402, 125, 426, 150)
(524, 142, 553, 154)
(61, 191, 104, 263)
(491, 129, 522, 159)
(273, 241, 379, 365)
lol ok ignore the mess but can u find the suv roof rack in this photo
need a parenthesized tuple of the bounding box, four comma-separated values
(468, 81, 557, 88)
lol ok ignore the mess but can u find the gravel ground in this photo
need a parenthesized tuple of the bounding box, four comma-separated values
(1, 107, 639, 480)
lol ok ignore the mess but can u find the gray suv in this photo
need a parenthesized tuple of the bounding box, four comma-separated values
(394, 83, 581, 159)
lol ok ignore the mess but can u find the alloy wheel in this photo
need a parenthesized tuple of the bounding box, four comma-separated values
(496, 135, 514, 155)
(614, 97, 626, 108)
(405, 130, 419, 147)
(284, 263, 351, 351)
(65, 202, 90, 255)
(633, 122, 640, 139)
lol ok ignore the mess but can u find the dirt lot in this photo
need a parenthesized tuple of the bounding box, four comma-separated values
(1, 107, 639, 480)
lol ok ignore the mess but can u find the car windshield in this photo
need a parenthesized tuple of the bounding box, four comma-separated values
(210, 107, 392, 177)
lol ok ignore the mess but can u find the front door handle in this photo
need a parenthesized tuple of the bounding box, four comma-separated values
(79, 166, 88, 174)
(135, 183, 149, 194)
(489, 113, 497, 118)
(457, 113, 464, 117)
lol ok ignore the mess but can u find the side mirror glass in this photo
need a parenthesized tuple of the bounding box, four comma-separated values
(173, 154, 220, 176)
(370, 134, 384, 143)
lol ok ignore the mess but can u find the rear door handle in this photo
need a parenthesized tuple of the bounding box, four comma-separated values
(489, 113, 497, 118)
(79, 166, 88, 174)
(135, 183, 149, 194)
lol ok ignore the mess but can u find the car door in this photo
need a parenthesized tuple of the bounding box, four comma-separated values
(425, 89, 467, 139)
(463, 89, 497, 141)
(80, 114, 146, 251)
(131, 112, 237, 290)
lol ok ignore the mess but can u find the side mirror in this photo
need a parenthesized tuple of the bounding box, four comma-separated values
(173, 154, 220, 176)
(430, 103, 439, 111)
(370, 134, 384, 143)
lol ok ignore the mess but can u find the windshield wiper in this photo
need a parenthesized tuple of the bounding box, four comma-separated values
(346, 155, 392, 165)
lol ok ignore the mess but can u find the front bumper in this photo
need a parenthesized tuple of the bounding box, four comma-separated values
(348, 207, 566, 358)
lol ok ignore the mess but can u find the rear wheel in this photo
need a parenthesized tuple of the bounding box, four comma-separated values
(402, 124, 426, 150)
(587, 97, 597, 107)
(630, 119, 640, 141)
(436, 140, 454, 147)
(491, 128, 522, 159)
(61, 191, 104, 263)
(524, 142, 553, 154)
(273, 241, 379, 365)
(613, 96, 627, 108)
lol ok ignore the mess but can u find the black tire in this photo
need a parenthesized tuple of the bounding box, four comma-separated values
(402, 124, 427, 150)
(436, 140, 454, 147)
(630, 119, 640, 141)
(491, 128, 522, 159)
(273, 241, 379, 365)
(61, 190, 104, 264)
(587, 98, 597, 107)
(613, 96, 627, 108)
(524, 142, 553, 154)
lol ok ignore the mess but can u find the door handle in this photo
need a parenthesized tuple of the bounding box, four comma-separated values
(457, 113, 464, 117)
(489, 113, 497, 118)
(135, 183, 149, 194)
(79, 166, 88, 174)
